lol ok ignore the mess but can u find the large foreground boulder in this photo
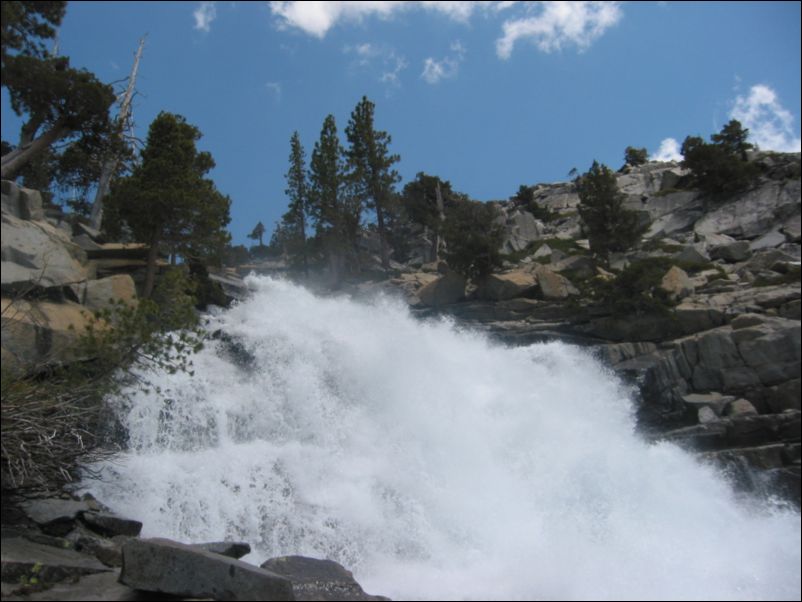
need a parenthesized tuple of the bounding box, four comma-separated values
(261, 556, 389, 601)
(1, 297, 92, 373)
(119, 538, 294, 600)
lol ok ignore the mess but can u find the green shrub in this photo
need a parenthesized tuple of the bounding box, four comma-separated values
(576, 161, 646, 255)
(1, 268, 203, 490)
(681, 120, 760, 197)
(513, 185, 554, 222)
(443, 200, 504, 280)
(624, 146, 648, 168)
(595, 257, 677, 316)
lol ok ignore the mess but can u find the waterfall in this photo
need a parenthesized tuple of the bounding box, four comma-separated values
(80, 276, 801, 601)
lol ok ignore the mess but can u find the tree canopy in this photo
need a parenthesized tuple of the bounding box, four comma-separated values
(281, 130, 310, 274)
(0, 2, 115, 181)
(576, 161, 644, 255)
(345, 96, 400, 269)
(681, 119, 759, 196)
(104, 111, 231, 297)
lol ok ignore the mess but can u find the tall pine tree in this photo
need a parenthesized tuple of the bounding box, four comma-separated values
(104, 112, 231, 297)
(282, 131, 309, 275)
(308, 114, 354, 281)
(345, 96, 400, 270)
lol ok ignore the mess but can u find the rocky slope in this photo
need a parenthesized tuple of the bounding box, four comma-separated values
(1, 152, 799, 598)
(1, 180, 156, 374)
(370, 152, 800, 505)
(1, 491, 387, 601)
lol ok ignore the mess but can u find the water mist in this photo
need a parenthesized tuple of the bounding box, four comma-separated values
(81, 277, 801, 601)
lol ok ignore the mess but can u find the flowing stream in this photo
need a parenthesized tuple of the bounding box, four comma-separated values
(80, 276, 801, 600)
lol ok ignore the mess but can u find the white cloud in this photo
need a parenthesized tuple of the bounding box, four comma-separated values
(496, 1, 622, 59)
(265, 81, 282, 102)
(343, 42, 382, 67)
(651, 138, 682, 162)
(421, 40, 466, 84)
(270, 1, 405, 38)
(344, 42, 408, 89)
(380, 52, 408, 88)
(270, 2, 623, 59)
(730, 84, 801, 153)
(194, 1, 217, 32)
(269, 1, 509, 38)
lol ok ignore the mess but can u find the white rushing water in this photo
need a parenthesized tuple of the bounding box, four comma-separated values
(81, 276, 801, 600)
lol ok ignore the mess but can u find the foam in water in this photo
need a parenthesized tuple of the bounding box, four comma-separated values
(80, 276, 801, 600)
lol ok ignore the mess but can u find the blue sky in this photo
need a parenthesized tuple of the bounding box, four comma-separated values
(2, 1, 800, 246)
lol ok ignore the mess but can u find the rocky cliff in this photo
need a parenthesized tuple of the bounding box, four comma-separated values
(372, 151, 800, 504)
(1, 180, 165, 374)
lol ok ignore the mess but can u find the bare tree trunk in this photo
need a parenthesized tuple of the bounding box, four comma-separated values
(1, 123, 67, 179)
(90, 36, 145, 230)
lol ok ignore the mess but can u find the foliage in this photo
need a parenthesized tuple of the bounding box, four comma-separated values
(1, 53, 116, 179)
(1, 0, 124, 193)
(1, 268, 203, 490)
(681, 119, 760, 196)
(223, 243, 251, 266)
(710, 119, 754, 160)
(247, 221, 266, 247)
(104, 112, 231, 297)
(512, 184, 554, 222)
(344, 96, 400, 268)
(308, 114, 360, 276)
(624, 146, 648, 168)
(0, 1, 65, 80)
(576, 161, 645, 255)
(281, 131, 310, 273)
(594, 257, 677, 316)
(443, 200, 504, 280)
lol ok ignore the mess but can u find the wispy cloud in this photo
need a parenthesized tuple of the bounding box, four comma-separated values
(730, 84, 801, 152)
(265, 81, 282, 102)
(496, 1, 623, 59)
(421, 40, 466, 84)
(651, 138, 682, 162)
(270, 2, 623, 59)
(344, 42, 408, 90)
(194, 1, 217, 32)
(380, 52, 408, 89)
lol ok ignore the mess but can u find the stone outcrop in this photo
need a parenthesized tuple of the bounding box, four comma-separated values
(1, 491, 388, 602)
(416, 270, 466, 307)
(380, 152, 801, 504)
(478, 270, 537, 301)
(261, 556, 390, 601)
(1, 180, 146, 374)
(119, 538, 295, 600)
(1, 212, 90, 296)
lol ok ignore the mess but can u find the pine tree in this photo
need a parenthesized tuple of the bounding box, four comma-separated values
(576, 161, 644, 255)
(345, 96, 400, 269)
(681, 120, 759, 196)
(623, 146, 648, 168)
(282, 131, 309, 275)
(710, 119, 754, 161)
(248, 221, 266, 247)
(1, 1, 115, 179)
(104, 112, 231, 297)
(308, 114, 355, 280)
